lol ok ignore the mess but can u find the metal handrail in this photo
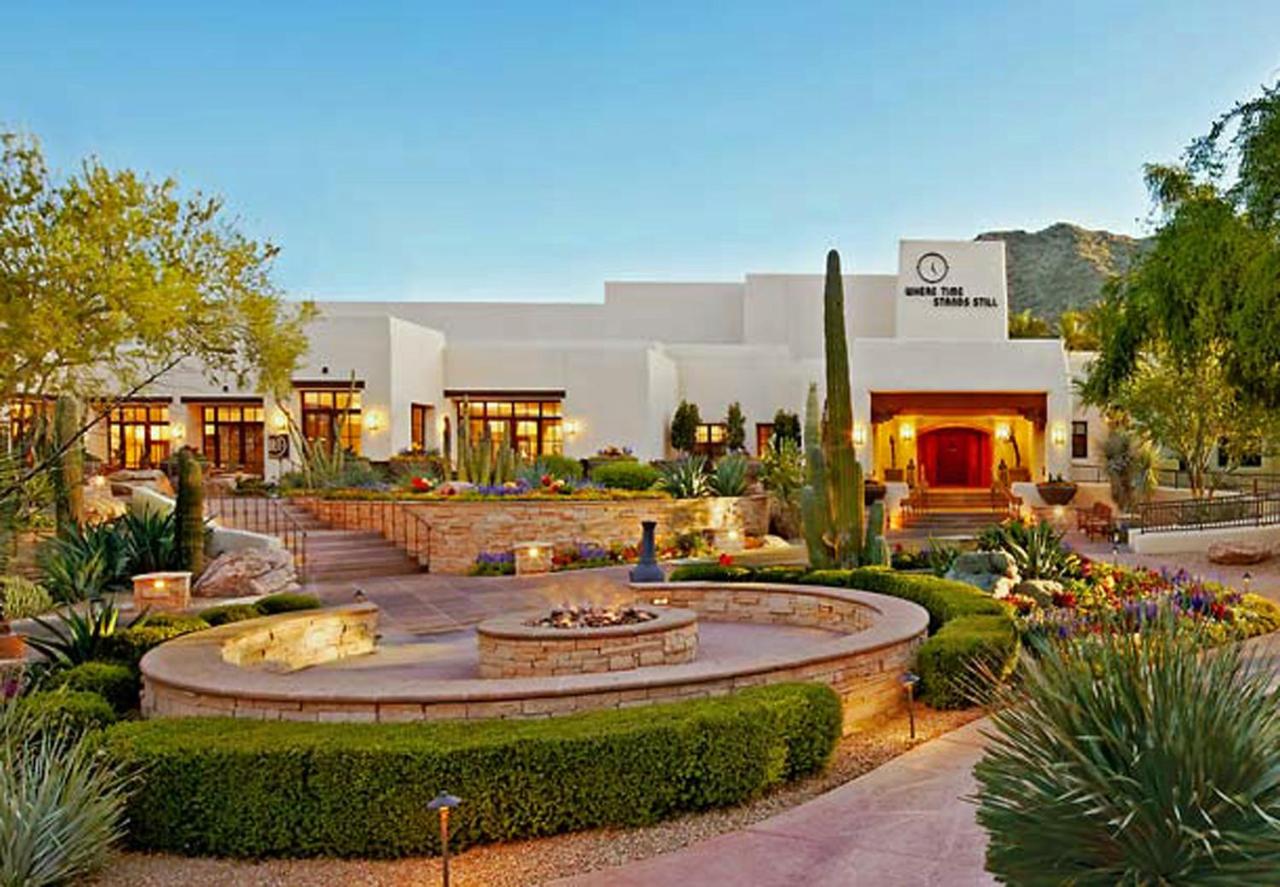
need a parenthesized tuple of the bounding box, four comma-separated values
(303, 498, 431, 573)
(1136, 493, 1280, 534)
(205, 495, 310, 579)
(1155, 468, 1280, 496)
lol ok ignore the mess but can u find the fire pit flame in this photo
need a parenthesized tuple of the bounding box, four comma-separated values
(530, 603, 658, 629)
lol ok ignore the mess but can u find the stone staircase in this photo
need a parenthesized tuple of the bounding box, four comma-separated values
(898, 488, 1013, 537)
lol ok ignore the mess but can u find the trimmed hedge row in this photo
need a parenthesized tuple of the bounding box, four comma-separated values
(17, 689, 118, 734)
(666, 563, 1016, 708)
(47, 661, 138, 714)
(104, 683, 842, 858)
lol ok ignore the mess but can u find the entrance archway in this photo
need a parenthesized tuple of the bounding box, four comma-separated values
(919, 427, 991, 488)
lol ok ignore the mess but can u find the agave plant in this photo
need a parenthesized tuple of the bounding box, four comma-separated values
(978, 518, 1079, 581)
(658, 456, 710, 499)
(23, 598, 127, 668)
(36, 523, 129, 603)
(709, 454, 750, 496)
(0, 700, 131, 886)
(117, 510, 178, 575)
(974, 611, 1280, 884)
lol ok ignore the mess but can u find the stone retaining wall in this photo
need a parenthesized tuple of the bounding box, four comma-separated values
(477, 608, 699, 677)
(219, 605, 378, 673)
(299, 495, 768, 574)
(638, 584, 872, 633)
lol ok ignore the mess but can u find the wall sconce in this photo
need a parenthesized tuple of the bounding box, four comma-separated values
(899, 422, 915, 442)
(271, 411, 289, 432)
(564, 418, 582, 438)
(994, 422, 1011, 442)
(852, 424, 867, 447)
(1051, 422, 1067, 448)
(170, 422, 186, 441)
(365, 410, 384, 433)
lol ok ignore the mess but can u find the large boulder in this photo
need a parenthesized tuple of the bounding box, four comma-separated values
(946, 551, 1021, 596)
(108, 468, 174, 497)
(1011, 578, 1064, 607)
(193, 547, 299, 598)
(1207, 542, 1272, 566)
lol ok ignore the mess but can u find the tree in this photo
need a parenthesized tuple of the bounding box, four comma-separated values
(771, 409, 801, 448)
(670, 400, 700, 455)
(725, 402, 746, 452)
(1007, 309, 1054, 339)
(1057, 307, 1101, 351)
(0, 131, 315, 499)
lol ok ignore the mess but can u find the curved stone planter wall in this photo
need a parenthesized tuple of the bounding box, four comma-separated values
(297, 495, 768, 574)
(141, 583, 927, 734)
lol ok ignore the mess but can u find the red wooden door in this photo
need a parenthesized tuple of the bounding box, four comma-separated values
(920, 427, 991, 487)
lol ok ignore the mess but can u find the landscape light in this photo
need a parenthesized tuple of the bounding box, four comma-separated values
(900, 672, 920, 739)
(427, 792, 462, 887)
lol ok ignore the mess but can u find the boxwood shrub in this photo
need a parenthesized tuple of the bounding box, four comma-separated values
(101, 617, 211, 669)
(47, 661, 139, 714)
(198, 603, 262, 626)
(104, 683, 840, 858)
(254, 592, 321, 615)
(666, 563, 1016, 708)
(591, 460, 661, 490)
(17, 689, 117, 734)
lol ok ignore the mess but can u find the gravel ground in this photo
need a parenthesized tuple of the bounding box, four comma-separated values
(89, 705, 980, 887)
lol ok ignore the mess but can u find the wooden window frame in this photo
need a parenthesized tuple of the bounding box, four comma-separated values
(201, 404, 266, 474)
(456, 398, 563, 458)
(299, 389, 362, 455)
(694, 422, 728, 457)
(1071, 420, 1088, 460)
(106, 402, 172, 470)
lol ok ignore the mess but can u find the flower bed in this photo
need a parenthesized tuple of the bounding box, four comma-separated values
(291, 480, 670, 502)
(469, 534, 714, 576)
(1007, 559, 1280, 642)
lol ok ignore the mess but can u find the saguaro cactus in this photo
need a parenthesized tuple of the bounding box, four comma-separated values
(820, 250, 864, 567)
(800, 383, 831, 568)
(864, 500, 889, 567)
(175, 448, 205, 574)
(53, 394, 84, 536)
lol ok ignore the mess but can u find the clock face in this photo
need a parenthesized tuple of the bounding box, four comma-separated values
(916, 252, 949, 284)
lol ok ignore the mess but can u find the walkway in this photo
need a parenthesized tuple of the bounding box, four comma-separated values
(553, 717, 995, 887)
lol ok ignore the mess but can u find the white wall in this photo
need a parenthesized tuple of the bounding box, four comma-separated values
(895, 240, 1008, 341)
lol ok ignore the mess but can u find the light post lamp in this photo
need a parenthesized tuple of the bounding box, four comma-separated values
(900, 672, 920, 740)
(1244, 571, 1253, 594)
(428, 791, 462, 887)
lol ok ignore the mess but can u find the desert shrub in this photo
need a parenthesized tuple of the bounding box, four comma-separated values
(25, 598, 126, 667)
(977, 518, 1079, 580)
(0, 575, 53, 620)
(116, 510, 179, 575)
(106, 683, 839, 858)
(0, 698, 131, 886)
(254, 593, 321, 615)
(975, 613, 1280, 883)
(528, 454, 584, 482)
(197, 604, 262, 627)
(657, 456, 710, 499)
(47, 662, 139, 714)
(37, 524, 128, 602)
(709, 454, 749, 496)
(591, 461, 661, 490)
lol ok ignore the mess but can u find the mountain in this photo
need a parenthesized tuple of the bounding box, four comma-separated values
(976, 222, 1151, 318)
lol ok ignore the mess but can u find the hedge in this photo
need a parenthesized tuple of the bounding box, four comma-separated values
(590, 460, 661, 490)
(666, 563, 1016, 709)
(17, 689, 117, 734)
(198, 603, 262, 626)
(104, 683, 841, 858)
(254, 592, 321, 615)
(47, 661, 139, 714)
(101, 617, 211, 669)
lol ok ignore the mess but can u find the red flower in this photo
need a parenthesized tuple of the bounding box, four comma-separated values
(541, 474, 553, 487)
(718, 553, 734, 567)
(411, 476, 433, 492)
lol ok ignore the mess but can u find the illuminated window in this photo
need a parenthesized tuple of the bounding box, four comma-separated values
(456, 399, 563, 458)
(2, 399, 49, 452)
(410, 403, 434, 452)
(299, 389, 362, 454)
(201, 404, 265, 473)
(755, 423, 774, 456)
(107, 403, 171, 469)
(694, 423, 728, 457)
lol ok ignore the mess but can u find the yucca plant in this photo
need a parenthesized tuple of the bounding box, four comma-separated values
(658, 455, 710, 499)
(978, 518, 1079, 580)
(0, 700, 131, 886)
(117, 510, 178, 575)
(974, 611, 1280, 884)
(36, 523, 128, 603)
(709, 453, 749, 496)
(24, 598, 126, 668)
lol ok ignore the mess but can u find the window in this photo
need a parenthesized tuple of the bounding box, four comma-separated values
(694, 422, 727, 457)
(107, 403, 171, 469)
(2, 399, 48, 452)
(410, 403, 435, 452)
(1071, 421, 1088, 460)
(300, 389, 362, 454)
(457, 399, 562, 458)
(755, 423, 774, 456)
(201, 404, 265, 473)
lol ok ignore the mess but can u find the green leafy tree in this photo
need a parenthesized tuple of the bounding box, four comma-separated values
(670, 400, 701, 455)
(0, 131, 315, 500)
(725, 402, 746, 453)
(770, 409, 801, 448)
(1057, 307, 1101, 351)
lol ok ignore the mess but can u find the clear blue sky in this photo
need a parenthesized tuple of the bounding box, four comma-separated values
(4, 2, 1279, 302)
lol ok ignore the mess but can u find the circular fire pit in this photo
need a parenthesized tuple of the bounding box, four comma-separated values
(477, 606, 698, 678)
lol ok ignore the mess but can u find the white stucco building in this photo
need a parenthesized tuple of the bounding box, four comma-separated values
(25, 238, 1113, 495)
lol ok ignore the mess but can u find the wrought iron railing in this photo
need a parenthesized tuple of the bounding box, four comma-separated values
(302, 499, 432, 572)
(205, 496, 310, 578)
(1136, 493, 1280, 534)
(1155, 468, 1280, 496)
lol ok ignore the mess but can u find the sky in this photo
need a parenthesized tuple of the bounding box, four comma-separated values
(4, 1, 1280, 303)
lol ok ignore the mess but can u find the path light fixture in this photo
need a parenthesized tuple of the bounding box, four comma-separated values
(1244, 571, 1253, 593)
(900, 672, 920, 740)
(428, 791, 462, 887)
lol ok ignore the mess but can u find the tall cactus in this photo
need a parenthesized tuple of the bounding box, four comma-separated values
(864, 500, 889, 567)
(820, 249, 864, 567)
(175, 448, 205, 574)
(800, 383, 832, 568)
(53, 394, 84, 536)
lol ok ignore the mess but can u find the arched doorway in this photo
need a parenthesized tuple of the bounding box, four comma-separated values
(919, 426, 991, 488)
